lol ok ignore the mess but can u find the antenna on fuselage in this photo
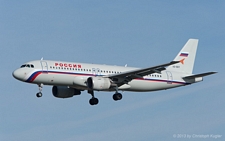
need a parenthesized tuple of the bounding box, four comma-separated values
(41, 57, 43, 60)
(125, 64, 127, 67)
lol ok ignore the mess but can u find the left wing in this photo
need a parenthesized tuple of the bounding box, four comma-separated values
(104, 61, 179, 86)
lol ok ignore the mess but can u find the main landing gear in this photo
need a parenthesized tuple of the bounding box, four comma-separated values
(113, 93, 122, 101)
(36, 84, 43, 98)
(88, 87, 123, 106)
(113, 87, 123, 101)
(89, 97, 99, 105)
(88, 90, 99, 105)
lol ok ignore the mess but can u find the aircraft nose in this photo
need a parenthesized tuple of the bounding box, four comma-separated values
(12, 69, 26, 81)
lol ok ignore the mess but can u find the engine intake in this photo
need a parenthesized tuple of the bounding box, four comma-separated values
(87, 77, 111, 90)
(52, 86, 81, 98)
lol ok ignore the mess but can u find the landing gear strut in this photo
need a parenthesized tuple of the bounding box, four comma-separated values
(36, 84, 43, 98)
(88, 90, 99, 105)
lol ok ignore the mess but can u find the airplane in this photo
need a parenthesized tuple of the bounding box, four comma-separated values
(12, 39, 216, 105)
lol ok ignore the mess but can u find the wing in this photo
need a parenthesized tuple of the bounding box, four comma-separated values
(104, 61, 179, 87)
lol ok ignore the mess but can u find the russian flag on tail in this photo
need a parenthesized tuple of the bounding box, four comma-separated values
(180, 52, 189, 57)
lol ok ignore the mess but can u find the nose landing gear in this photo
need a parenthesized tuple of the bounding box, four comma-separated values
(36, 84, 43, 98)
(36, 92, 42, 97)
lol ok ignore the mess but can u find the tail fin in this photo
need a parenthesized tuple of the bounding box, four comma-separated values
(167, 39, 198, 74)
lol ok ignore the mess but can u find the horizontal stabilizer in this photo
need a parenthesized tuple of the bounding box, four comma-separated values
(183, 72, 217, 79)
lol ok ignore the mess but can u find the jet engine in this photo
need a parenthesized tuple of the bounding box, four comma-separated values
(87, 77, 111, 90)
(52, 86, 81, 98)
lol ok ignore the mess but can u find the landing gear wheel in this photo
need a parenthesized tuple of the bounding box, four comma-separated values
(89, 97, 99, 105)
(36, 84, 43, 98)
(113, 93, 122, 101)
(36, 92, 42, 98)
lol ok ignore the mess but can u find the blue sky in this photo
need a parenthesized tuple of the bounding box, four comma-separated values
(0, 1, 224, 141)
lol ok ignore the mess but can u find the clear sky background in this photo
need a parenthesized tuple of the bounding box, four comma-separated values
(1, 1, 224, 141)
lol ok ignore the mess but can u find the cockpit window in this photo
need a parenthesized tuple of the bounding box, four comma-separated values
(20, 64, 34, 68)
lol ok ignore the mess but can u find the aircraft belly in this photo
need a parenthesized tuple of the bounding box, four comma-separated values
(127, 79, 182, 92)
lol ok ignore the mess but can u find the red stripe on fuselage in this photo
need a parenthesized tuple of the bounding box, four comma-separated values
(30, 72, 42, 82)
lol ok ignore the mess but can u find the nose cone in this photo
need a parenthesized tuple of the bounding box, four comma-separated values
(12, 69, 26, 81)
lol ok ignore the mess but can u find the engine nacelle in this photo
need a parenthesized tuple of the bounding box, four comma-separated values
(87, 77, 111, 90)
(52, 86, 81, 98)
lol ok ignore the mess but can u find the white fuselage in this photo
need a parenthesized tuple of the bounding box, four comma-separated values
(13, 60, 188, 92)
(12, 39, 216, 105)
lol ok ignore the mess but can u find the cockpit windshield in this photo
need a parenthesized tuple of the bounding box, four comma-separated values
(20, 65, 26, 68)
(20, 64, 34, 68)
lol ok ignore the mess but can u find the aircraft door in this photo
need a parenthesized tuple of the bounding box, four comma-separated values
(92, 68, 101, 76)
(40, 61, 48, 73)
(166, 71, 173, 84)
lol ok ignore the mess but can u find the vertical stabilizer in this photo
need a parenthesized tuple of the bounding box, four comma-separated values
(167, 39, 198, 74)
